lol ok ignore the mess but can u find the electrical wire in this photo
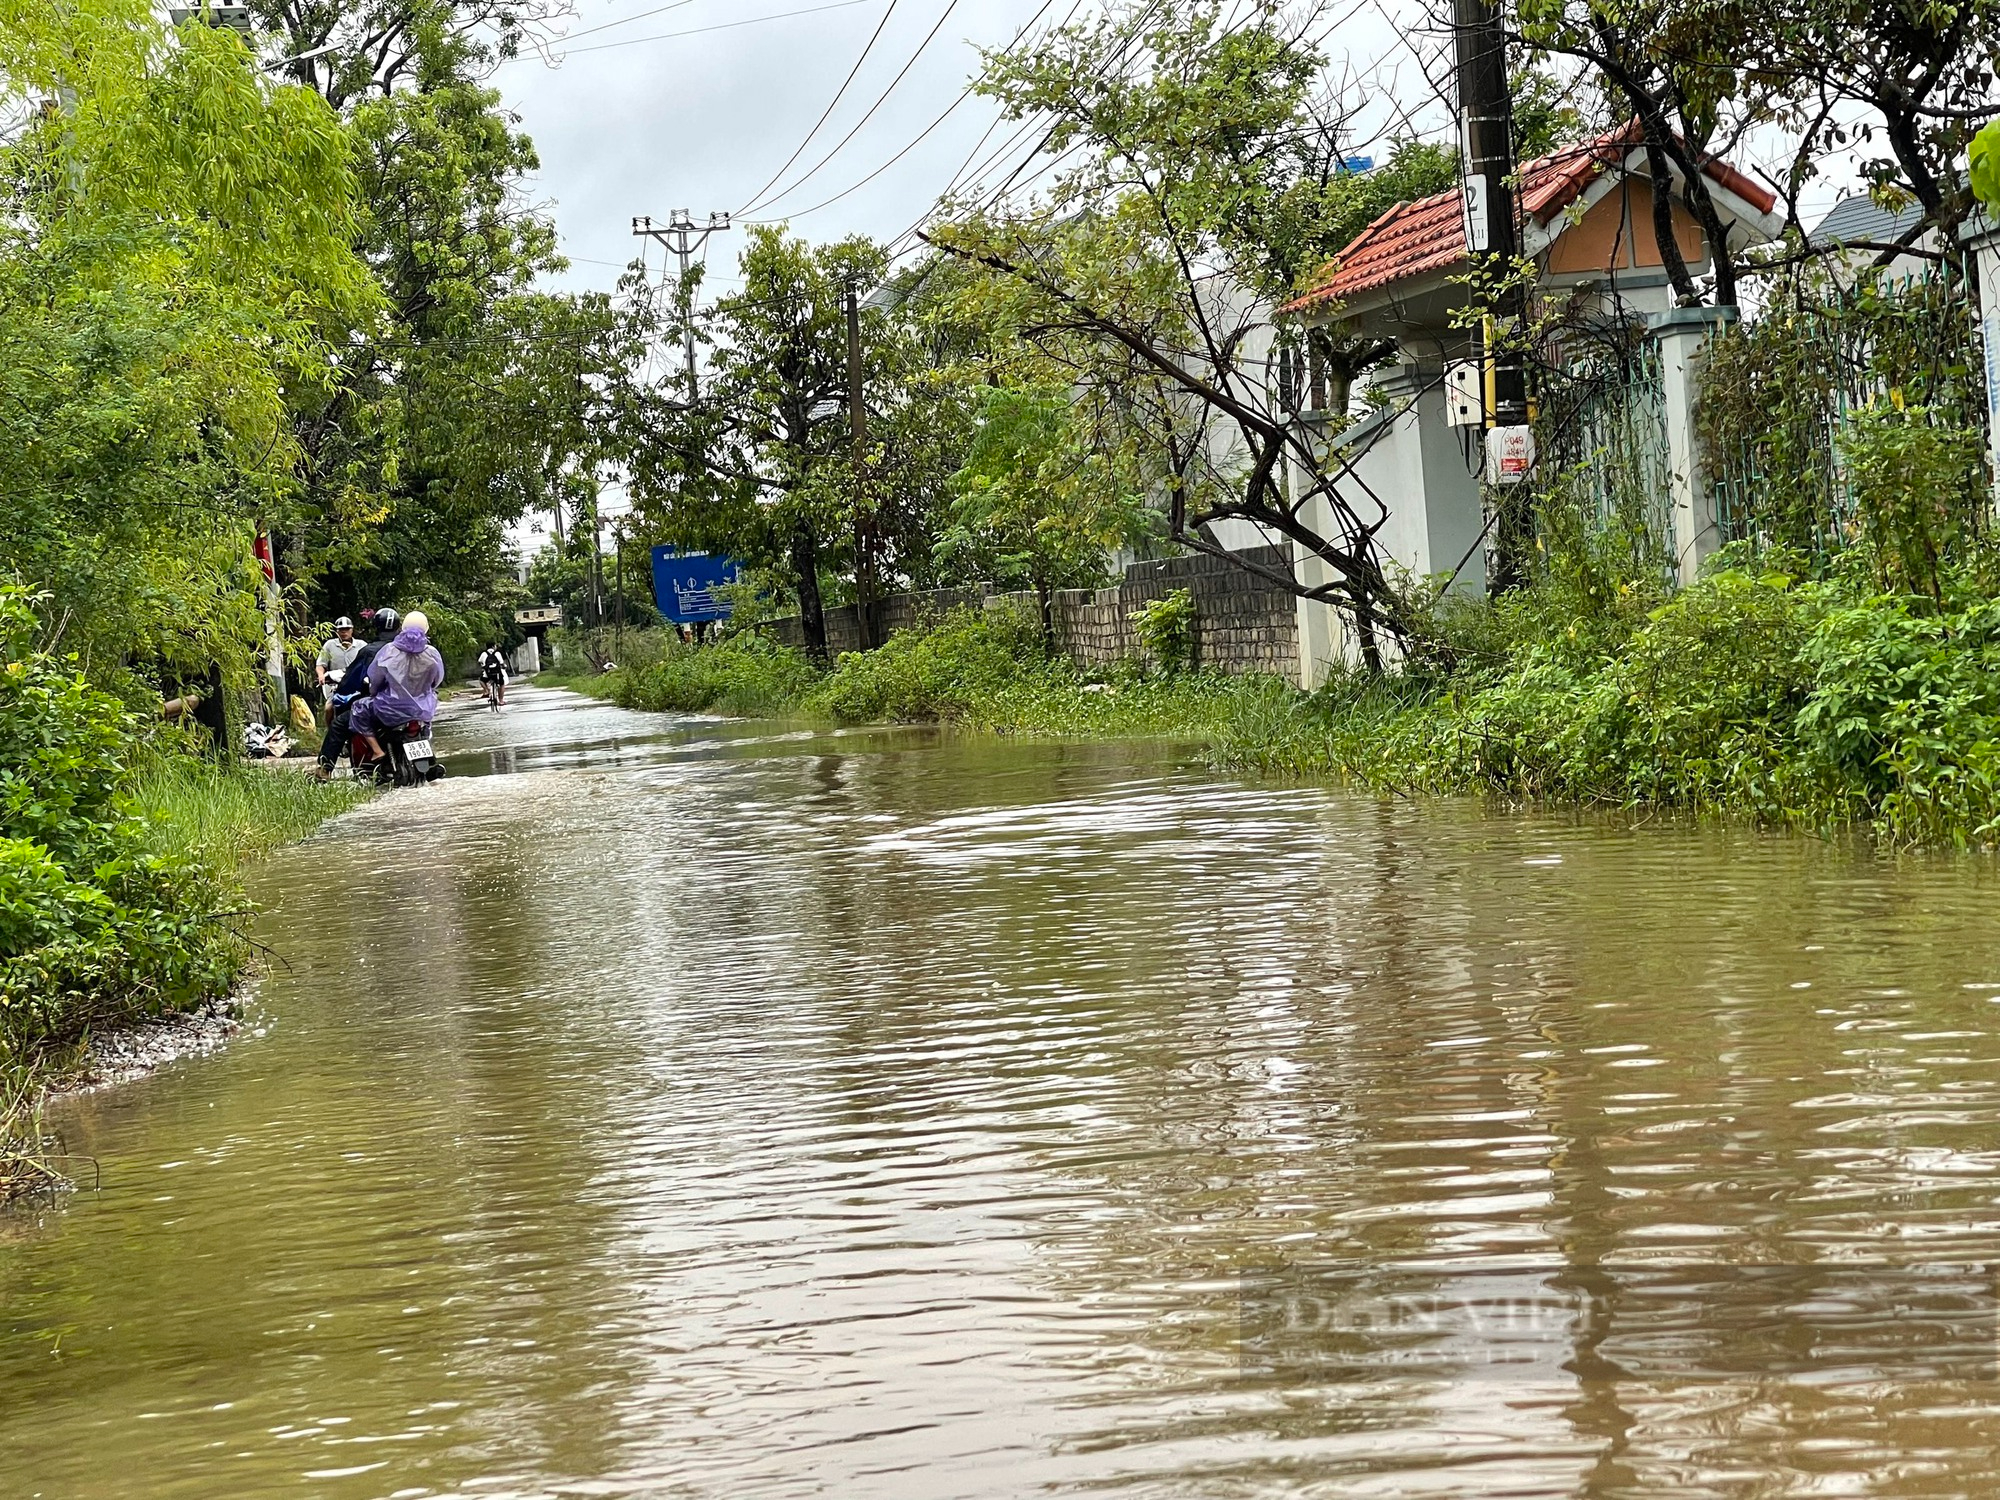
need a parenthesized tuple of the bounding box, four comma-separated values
(749, 0, 1073, 224)
(738, 0, 964, 217)
(734, 0, 902, 215)
(747, 88, 970, 223)
(883, 0, 1167, 255)
(559, 0, 698, 46)
(564, 0, 874, 56)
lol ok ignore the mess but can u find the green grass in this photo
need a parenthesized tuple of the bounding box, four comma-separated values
(1210, 560, 2000, 850)
(127, 755, 369, 872)
(555, 611, 1279, 741)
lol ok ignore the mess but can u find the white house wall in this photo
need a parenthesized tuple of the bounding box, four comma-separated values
(1289, 370, 1487, 687)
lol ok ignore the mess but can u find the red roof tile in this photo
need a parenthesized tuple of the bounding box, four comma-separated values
(1278, 125, 1778, 316)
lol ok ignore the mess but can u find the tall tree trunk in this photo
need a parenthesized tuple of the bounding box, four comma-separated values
(1035, 579, 1055, 657)
(791, 525, 828, 666)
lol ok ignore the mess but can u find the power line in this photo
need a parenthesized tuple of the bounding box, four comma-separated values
(564, 0, 874, 56)
(559, 0, 698, 45)
(884, 0, 1199, 256)
(882, 0, 1145, 254)
(748, 0, 1073, 225)
(735, 0, 902, 216)
(748, 81, 968, 224)
(739, 0, 964, 217)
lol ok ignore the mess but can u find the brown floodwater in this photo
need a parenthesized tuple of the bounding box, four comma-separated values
(9, 683, 2000, 1498)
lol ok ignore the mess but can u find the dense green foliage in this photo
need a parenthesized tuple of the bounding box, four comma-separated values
(0, 0, 655, 730)
(0, 0, 375, 706)
(1700, 279, 1987, 564)
(0, 592, 228, 1063)
(1225, 558, 2000, 849)
(0, 588, 358, 1076)
(575, 610, 1276, 740)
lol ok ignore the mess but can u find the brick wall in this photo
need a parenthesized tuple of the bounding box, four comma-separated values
(767, 547, 1298, 679)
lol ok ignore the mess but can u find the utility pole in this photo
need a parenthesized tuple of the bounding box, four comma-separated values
(587, 486, 605, 629)
(1451, 0, 1534, 590)
(633, 210, 732, 405)
(844, 277, 877, 650)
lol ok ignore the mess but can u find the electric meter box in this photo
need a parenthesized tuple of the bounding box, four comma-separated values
(1445, 362, 1483, 427)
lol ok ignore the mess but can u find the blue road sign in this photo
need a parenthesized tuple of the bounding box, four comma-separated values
(650, 547, 747, 624)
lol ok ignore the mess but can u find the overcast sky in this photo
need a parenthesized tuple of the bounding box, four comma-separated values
(495, 0, 1445, 301)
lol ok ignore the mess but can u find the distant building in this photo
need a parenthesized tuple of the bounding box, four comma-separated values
(1808, 193, 1933, 287)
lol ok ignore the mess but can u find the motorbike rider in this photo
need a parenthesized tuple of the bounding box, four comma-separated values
(350, 610, 446, 766)
(315, 617, 361, 713)
(313, 607, 398, 781)
(476, 643, 509, 706)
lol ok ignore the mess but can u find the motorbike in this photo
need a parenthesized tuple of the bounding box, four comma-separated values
(363, 720, 446, 788)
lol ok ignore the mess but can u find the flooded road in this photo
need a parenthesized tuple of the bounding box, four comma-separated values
(10, 684, 2000, 1497)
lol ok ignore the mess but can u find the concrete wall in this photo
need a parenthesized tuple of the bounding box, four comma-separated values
(1292, 363, 1487, 687)
(765, 547, 1299, 678)
(767, 585, 994, 658)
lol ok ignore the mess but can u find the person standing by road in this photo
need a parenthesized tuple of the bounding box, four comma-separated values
(315, 618, 361, 713)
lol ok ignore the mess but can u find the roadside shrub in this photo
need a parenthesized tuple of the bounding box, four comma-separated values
(0, 586, 247, 1064)
(1838, 404, 1987, 602)
(612, 632, 817, 717)
(1130, 588, 1198, 674)
(803, 608, 1039, 723)
(1224, 557, 2000, 848)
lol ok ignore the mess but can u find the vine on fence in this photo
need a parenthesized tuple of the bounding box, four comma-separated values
(1699, 272, 1987, 567)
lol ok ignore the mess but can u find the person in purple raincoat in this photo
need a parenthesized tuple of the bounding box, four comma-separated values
(350, 610, 446, 762)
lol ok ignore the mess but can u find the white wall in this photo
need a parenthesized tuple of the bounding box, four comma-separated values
(1290, 365, 1487, 686)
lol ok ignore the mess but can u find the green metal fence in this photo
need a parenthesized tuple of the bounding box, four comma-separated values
(1703, 269, 1986, 558)
(1534, 343, 1676, 575)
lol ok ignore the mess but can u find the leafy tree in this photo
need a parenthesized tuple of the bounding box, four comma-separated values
(626, 228, 975, 662)
(1509, 0, 2000, 294)
(1510, 0, 1777, 306)
(1752, 0, 1999, 251)
(247, 0, 568, 107)
(941, 385, 1152, 646)
(930, 1, 1427, 667)
(0, 0, 377, 699)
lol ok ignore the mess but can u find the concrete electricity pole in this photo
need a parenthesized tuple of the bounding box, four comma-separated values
(843, 278, 877, 649)
(632, 210, 732, 404)
(1451, 0, 1532, 589)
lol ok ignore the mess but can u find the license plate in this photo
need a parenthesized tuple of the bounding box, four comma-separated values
(404, 738, 434, 760)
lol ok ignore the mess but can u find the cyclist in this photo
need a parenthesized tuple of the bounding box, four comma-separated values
(476, 643, 509, 708)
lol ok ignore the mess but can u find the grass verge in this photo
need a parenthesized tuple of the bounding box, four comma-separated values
(1214, 559, 2000, 850)
(561, 608, 1275, 740)
(128, 754, 368, 872)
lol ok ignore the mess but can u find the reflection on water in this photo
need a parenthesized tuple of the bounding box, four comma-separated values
(9, 684, 2000, 1496)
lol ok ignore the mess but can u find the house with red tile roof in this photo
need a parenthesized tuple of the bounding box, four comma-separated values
(1280, 123, 1782, 346)
(1280, 126, 1782, 686)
